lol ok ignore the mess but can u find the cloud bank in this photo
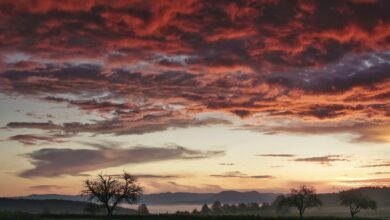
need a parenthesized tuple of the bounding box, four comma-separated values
(0, 0, 389, 144)
(20, 144, 224, 178)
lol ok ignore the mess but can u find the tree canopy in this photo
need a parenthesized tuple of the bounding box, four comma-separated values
(278, 185, 322, 218)
(339, 189, 377, 218)
(83, 172, 143, 217)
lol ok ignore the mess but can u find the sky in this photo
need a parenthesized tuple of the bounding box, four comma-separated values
(0, 0, 389, 197)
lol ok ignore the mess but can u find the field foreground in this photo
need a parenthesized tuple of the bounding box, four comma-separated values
(0, 213, 387, 220)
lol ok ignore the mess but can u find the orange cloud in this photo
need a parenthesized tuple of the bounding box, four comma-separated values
(0, 0, 389, 144)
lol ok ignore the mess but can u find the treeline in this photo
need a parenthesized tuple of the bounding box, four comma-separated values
(174, 186, 378, 218)
(80, 172, 381, 218)
(176, 201, 273, 215)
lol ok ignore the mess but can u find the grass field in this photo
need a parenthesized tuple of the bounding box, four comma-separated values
(251, 207, 390, 219)
(0, 212, 387, 220)
(1, 206, 389, 220)
(301, 207, 390, 219)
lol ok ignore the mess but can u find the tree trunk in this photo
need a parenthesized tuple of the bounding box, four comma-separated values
(107, 209, 113, 219)
(104, 203, 113, 218)
(349, 203, 354, 218)
(349, 204, 358, 219)
(299, 209, 303, 218)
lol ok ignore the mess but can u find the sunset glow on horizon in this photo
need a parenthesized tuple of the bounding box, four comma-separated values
(0, 0, 389, 197)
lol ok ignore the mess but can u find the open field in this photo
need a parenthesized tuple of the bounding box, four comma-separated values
(0, 213, 387, 220)
(301, 207, 390, 219)
(0, 212, 389, 220)
(1, 206, 389, 220)
(250, 207, 390, 219)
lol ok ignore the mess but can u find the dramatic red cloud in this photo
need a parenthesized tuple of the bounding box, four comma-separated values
(0, 0, 389, 144)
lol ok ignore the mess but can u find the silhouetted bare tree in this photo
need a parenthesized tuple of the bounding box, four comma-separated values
(83, 172, 143, 217)
(278, 185, 322, 218)
(339, 189, 377, 218)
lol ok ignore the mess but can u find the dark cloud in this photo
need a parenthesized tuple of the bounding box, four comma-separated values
(248, 122, 390, 143)
(101, 173, 182, 179)
(259, 154, 352, 166)
(6, 117, 231, 137)
(361, 162, 390, 168)
(135, 174, 181, 179)
(264, 52, 390, 93)
(8, 134, 69, 145)
(6, 121, 61, 130)
(230, 109, 251, 118)
(147, 181, 223, 193)
(20, 144, 224, 178)
(219, 163, 235, 166)
(339, 178, 390, 184)
(371, 172, 390, 175)
(257, 154, 295, 158)
(210, 171, 273, 179)
(0, 0, 389, 144)
(29, 185, 63, 190)
(294, 155, 349, 165)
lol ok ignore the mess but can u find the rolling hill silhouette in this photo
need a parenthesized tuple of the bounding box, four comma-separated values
(22, 191, 280, 205)
(4, 187, 388, 214)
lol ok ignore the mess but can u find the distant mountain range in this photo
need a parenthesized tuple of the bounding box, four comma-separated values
(1, 187, 389, 214)
(22, 194, 87, 202)
(13, 187, 390, 207)
(21, 190, 280, 205)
